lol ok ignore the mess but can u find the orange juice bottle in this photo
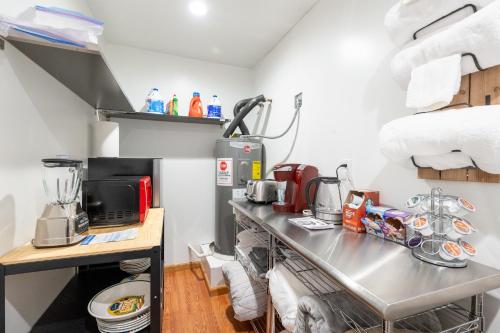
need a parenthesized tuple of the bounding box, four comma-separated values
(189, 92, 203, 118)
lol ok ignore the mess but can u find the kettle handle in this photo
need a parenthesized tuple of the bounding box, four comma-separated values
(305, 177, 321, 214)
(305, 177, 341, 214)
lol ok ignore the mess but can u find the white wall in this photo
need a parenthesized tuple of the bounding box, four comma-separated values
(101, 44, 254, 264)
(0, 1, 94, 332)
(254, 0, 500, 331)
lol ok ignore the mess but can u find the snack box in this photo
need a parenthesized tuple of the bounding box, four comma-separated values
(362, 205, 414, 246)
(342, 190, 380, 233)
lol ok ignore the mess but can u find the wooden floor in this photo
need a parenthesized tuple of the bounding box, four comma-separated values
(163, 266, 255, 333)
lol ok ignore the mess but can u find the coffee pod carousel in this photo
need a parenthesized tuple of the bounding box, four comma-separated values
(406, 187, 477, 268)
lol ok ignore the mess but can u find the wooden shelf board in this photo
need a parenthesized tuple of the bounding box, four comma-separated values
(0, 208, 164, 266)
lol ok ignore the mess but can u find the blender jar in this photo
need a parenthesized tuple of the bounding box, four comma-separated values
(41, 158, 83, 205)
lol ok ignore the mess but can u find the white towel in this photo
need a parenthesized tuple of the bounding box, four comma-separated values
(385, 0, 494, 47)
(379, 106, 500, 174)
(406, 54, 462, 112)
(391, 0, 500, 87)
(268, 263, 313, 332)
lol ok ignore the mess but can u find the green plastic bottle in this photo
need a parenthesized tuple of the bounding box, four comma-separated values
(172, 94, 179, 116)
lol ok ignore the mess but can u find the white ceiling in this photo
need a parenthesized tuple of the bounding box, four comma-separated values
(87, 0, 318, 68)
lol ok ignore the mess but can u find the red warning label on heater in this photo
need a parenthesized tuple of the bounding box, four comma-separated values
(217, 158, 233, 186)
(243, 145, 251, 154)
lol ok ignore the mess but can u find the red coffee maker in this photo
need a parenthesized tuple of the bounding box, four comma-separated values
(272, 164, 319, 213)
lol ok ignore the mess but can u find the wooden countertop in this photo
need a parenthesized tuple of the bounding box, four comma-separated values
(0, 208, 164, 266)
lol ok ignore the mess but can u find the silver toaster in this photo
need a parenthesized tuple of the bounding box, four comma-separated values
(246, 180, 278, 204)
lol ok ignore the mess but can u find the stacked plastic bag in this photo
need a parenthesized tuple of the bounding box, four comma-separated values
(0, 5, 103, 48)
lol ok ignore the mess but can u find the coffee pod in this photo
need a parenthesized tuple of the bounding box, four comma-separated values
(458, 197, 476, 213)
(439, 241, 463, 261)
(447, 218, 472, 241)
(413, 216, 433, 236)
(406, 195, 422, 209)
(407, 235, 423, 248)
(459, 239, 477, 259)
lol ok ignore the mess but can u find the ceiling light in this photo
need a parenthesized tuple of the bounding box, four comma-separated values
(189, 1, 208, 16)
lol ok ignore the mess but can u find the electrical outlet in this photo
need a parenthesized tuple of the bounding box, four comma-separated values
(295, 92, 303, 110)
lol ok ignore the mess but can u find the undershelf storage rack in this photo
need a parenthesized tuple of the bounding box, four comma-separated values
(233, 206, 484, 333)
(273, 242, 483, 333)
(234, 211, 274, 333)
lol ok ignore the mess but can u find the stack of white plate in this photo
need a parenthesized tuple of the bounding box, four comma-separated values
(119, 258, 151, 274)
(88, 280, 151, 333)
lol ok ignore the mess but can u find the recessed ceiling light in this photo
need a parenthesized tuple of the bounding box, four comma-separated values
(189, 1, 208, 16)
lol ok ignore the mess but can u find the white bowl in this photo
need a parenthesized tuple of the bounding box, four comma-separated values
(97, 319, 150, 333)
(121, 274, 151, 283)
(88, 280, 150, 322)
(97, 312, 150, 330)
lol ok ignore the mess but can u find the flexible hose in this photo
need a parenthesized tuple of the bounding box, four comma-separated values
(223, 94, 267, 138)
(242, 103, 300, 140)
(233, 98, 252, 135)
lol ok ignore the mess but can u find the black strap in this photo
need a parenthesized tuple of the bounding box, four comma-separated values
(411, 150, 477, 169)
(413, 4, 477, 40)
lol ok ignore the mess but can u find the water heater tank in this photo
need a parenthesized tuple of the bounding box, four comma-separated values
(214, 138, 264, 255)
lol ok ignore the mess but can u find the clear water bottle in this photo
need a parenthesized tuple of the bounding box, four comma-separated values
(146, 88, 165, 113)
(207, 95, 221, 119)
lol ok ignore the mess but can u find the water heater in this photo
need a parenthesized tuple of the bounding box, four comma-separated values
(214, 138, 264, 255)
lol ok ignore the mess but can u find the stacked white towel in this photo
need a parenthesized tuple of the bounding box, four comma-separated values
(406, 54, 462, 112)
(391, 0, 500, 87)
(385, 0, 494, 47)
(267, 263, 313, 332)
(379, 106, 500, 173)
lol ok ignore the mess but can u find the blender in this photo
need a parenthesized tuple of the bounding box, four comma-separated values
(33, 158, 89, 248)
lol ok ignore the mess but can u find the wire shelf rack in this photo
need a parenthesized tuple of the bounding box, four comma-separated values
(249, 315, 267, 333)
(235, 212, 270, 246)
(274, 245, 481, 333)
(235, 245, 268, 287)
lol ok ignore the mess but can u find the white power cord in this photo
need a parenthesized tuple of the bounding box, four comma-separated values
(241, 94, 302, 140)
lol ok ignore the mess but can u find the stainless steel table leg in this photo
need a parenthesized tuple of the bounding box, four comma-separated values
(266, 297, 275, 333)
(150, 246, 162, 333)
(266, 234, 276, 333)
(471, 293, 484, 333)
(383, 320, 394, 333)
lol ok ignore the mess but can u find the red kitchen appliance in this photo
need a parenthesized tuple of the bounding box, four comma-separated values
(138, 176, 152, 223)
(83, 176, 152, 227)
(272, 164, 319, 213)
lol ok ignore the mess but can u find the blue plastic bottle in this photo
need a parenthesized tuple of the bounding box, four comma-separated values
(146, 88, 165, 113)
(207, 95, 222, 118)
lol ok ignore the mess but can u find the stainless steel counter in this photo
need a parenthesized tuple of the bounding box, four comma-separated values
(229, 199, 500, 321)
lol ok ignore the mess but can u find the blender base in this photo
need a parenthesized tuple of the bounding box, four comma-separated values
(32, 234, 86, 248)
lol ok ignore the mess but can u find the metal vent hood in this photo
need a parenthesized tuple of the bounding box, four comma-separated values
(0, 34, 134, 112)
